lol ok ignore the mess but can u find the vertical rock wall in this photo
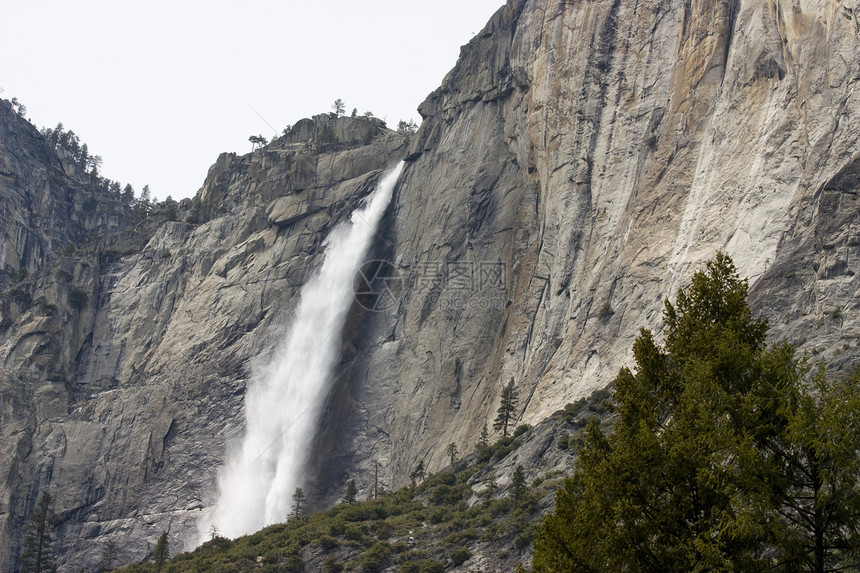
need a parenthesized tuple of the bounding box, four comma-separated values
(3, 0, 860, 569)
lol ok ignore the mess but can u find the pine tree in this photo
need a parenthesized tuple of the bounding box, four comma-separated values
(409, 461, 426, 487)
(511, 465, 527, 509)
(133, 185, 152, 222)
(248, 134, 268, 151)
(78, 143, 89, 170)
(49, 123, 62, 148)
(121, 184, 135, 207)
(766, 364, 860, 571)
(534, 254, 771, 571)
(478, 423, 489, 449)
(88, 155, 102, 179)
(446, 442, 458, 466)
(152, 531, 169, 572)
(343, 479, 358, 504)
(97, 539, 117, 572)
(19, 492, 57, 573)
(372, 461, 380, 499)
(493, 378, 518, 437)
(291, 487, 305, 518)
(533, 253, 860, 572)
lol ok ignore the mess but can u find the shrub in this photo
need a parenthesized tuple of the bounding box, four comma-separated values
(646, 133, 658, 149)
(449, 546, 472, 566)
(316, 127, 339, 149)
(323, 555, 344, 573)
(8, 288, 32, 307)
(415, 560, 445, 573)
(68, 288, 88, 310)
(344, 522, 369, 542)
(424, 561, 445, 573)
(283, 554, 305, 572)
(478, 436, 518, 463)
(358, 541, 391, 572)
(9, 267, 28, 282)
(390, 541, 409, 554)
(374, 521, 393, 540)
(429, 484, 459, 506)
(561, 387, 613, 423)
(428, 506, 452, 524)
(328, 519, 346, 536)
(489, 498, 514, 518)
(514, 530, 533, 550)
(512, 424, 531, 438)
(598, 300, 613, 320)
(317, 535, 339, 550)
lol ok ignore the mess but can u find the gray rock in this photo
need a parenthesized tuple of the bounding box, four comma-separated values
(3, 0, 860, 570)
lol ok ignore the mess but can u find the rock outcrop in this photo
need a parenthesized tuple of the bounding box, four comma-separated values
(3, 0, 860, 569)
(0, 108, 408, 570)
(352, 0, 860, 492)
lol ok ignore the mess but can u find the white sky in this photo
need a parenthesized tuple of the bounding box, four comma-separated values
(0, 0, 506, 200)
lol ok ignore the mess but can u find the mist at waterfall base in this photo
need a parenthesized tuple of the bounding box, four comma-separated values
(197, 161, 404, 542)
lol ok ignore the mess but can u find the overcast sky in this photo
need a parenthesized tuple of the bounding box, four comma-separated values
(0, 0, 506, 200)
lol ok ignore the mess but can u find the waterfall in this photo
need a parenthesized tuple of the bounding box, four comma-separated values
(198, 161, 404, 541)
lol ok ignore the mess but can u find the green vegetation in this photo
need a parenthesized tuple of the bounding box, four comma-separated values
(98, 539, 117, 572)
(7, 288, 33, 308)
(40, 122, 139, 204)
(449, 546, 472, 565)
(6, 266, 29, 283)
(493, 378, 518, 437)
(409, 461, 426, 487)
(534, 253, 860, 572)
(19, 493, 57, 573)
(510, 466, 527, 509)
(248, 134, 268, 151)
(446, 443, 458, 466)
(597, 300, 613, 320)
(116, 430, 559, 573)
(646, 132, 658, 150)
(343, 479, 358, 505)
(10, 96, 27, 117)
(37, 120, 165, 222)
(153, 532, 169, 572)
(68, 288, 88, 311)
(291, 488, 306, 518)
(397, 120, 418, 134)
(316, 126, 339, 150)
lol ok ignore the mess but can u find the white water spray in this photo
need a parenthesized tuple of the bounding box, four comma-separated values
(198, 161, 404, 541)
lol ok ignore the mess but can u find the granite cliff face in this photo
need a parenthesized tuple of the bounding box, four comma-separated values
(342, 0, 860, 503)
(3, 0, 860, 569)
(0, 105, 408, 569)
